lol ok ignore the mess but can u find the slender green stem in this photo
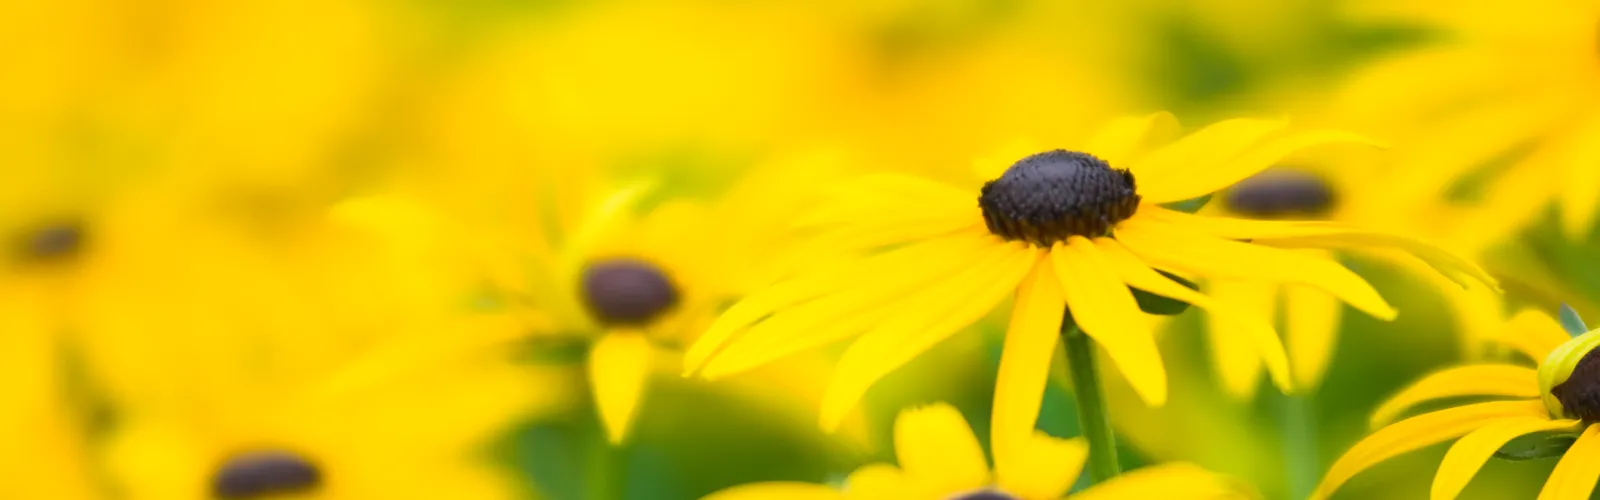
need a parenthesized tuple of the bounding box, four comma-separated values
(1279, 392, 1318, 500)
(1062, 322, 1120, 483)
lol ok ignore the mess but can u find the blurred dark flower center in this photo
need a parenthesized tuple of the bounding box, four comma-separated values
(211, 450, 323, 500)
(581, 258, 680, 327)
(978, 150, 1141, 247)
(17, 221, 85, 263)
(1221, 169, 1336, 218)
(1553, 347, 1600, 420)
(948, 489, 1020, 500)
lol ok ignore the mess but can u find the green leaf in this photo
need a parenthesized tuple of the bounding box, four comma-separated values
(1493, 431, 1579, 461)
(1132, 271, 1199, 315)
(1161, 193, 1214, 214)
(1561, 303, 1589, 337)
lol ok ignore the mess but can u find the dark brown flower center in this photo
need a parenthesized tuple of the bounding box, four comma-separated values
(977, 150, 1141, 248)
(1221, 169, 1336, 218)
(580, 258, 680, 327)
(17, 220, 85, 263)
(1553, 347, 1600, 420)
(211, 450, 322, 499)
(948, 490, 1020, 500)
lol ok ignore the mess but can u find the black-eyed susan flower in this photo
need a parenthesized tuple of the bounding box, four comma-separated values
(1311, 308, 1600, 500)
(685, 113, 1495, 476)
(1333, 0, 1600, 248)
(700, 402, 1254, 500)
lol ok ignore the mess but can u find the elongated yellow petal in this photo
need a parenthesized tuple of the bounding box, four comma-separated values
(893, 404, 991, 494)
(1080, 112, 1180, 167)
(685, 231, 991, 374)
(1537, 424, 1600, 500)
(1434, 417, 1581, 500)
(992, 256, 1068, 481)
(1142, 129, 1382, 204)
(818, 245, 1038, 430)
(1286, 284, 1342, 392)
(589, 331, 655, 444)
(1369, 364, 1541, 428)
(1490, 309, 1572, 363)
(1311, 400, 1548, 500)
(1132, 118, 1287, 192)
(1095, 239, 1292, 393)
(996, 434, 1088, 500)
(1142, 207, 1496, 290)
(1072, 463, 1251, 500)
(560, 181, 656, 278)
(1054, 237, 1167, 406)
(701, 483, 845, 500)
(1116, 216, 1397, 320)
(842, 464, 917, 500)
(1204, 279, 1274, 399)
(1560, 125, 1600, 238)
(793, 176, 973, 229)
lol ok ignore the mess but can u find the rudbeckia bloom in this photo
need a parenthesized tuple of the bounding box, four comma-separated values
(700, 402, 1252, 500)
(1310, 307, 1600, 500)
(685, 113, 1495, 457)
(1333, 0, 1600, 247)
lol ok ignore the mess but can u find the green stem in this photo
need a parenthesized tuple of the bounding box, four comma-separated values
(1279, 392, 1318, 500)
(1062, 322, 1120, 483)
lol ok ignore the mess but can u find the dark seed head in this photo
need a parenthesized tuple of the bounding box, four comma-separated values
(948, 490, 1020, 500)
(1553, 346, 1600, 421)
(211, 450, 322, 499)
(977, 150, 1141, 248)
(580, 258, 680, 327)
(17, 221, 85, 263)
(1221, 169, 1336, 218)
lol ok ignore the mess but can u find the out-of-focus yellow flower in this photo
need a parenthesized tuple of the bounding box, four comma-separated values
(1311, 309, 1600, 500)
(0, 270, 99, 500)
(700, 402, 1254, 500)
(75, 186, 561, 500)
(685, 113, 1492, 464)
(1331, 0, 1600, 250)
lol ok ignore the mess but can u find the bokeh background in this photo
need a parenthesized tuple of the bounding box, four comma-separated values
(6, 0, 1599, 499)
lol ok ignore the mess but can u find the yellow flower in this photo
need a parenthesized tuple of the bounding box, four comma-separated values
(1310, 308, 1600, 500)
(684, 113, 1495, 460)
(700, 402, 1253, 500)
(1332, 0, 1600, 249)
(76, 192, 560, 500)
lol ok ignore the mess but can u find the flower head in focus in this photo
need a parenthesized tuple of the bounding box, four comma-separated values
(1312, 308, 1600, 500)
(700, 402, 1254, 500)
(684, 113, 1496, 463)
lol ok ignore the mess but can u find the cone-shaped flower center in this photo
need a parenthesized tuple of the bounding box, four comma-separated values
(977, 150, 1141, 248)
(1539, 329, 1600, 419)
(581, 258, 680, 327)
(948, 490, 1020, 500)
(1221, 169, 1336, 218)
(211, 450, 322, 499)
(18, 221, 84, 263)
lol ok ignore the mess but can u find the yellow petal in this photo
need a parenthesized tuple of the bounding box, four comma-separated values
(1311, 400, 1548, 500)
(1559, 124, 1600, 238)
(589, 332, 655, 444)
(1142, 207, 1497, 290)
(1072, 463, 1251, 500)
(992, 256, 1068, 481)
(1434, 417, 1581, 500)
(974, 138, 1046, 181)
(1095, 239, 1292, 393)
(1116, 216, 1397, 321)
(559, 181, 656, 278)
(685, 231, 990, 374)
(1132, 118, 1288, 192)
(1141, 129, 1382, 204)
(1285, 284, 1343, 392)
(1204, 279, 1275, 399)
(818, 245, 1038, 430)
(1490, 309, 1572, 363)
(1369, 364, 1540, 428)
(893, 404, 991, 493)
(700, 483, 845, 500)
(1537, 423, 1600, 500)
(1054, 237, 1168, 407)
(996, 434, 1088, 500)
(842, 464, 917, 500)
(1080, 112, 1181, 167)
